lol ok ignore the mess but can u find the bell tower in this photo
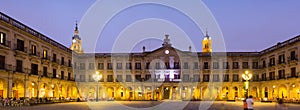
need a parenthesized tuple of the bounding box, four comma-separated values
(202, 30, 212, 52)
(70, 21, 83, 53)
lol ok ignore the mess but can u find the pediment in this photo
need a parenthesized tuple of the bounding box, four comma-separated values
(144, 46, 193, 58)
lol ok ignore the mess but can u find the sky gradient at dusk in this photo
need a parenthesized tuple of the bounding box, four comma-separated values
(1, 0, 300, 52)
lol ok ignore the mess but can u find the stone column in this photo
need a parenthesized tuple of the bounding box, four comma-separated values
(200, 86, 202, 100)
(151, 86, 154, 100)
(24, 78, 29, 97)
(161, 86, 164, 100)
(7, 78, 13, 98)
(287, 86, 290, 98)
(113, 87, 116, 98)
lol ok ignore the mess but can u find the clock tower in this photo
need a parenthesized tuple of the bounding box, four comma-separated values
(70, 21, 83, 53)
(202, 30, 212, 52)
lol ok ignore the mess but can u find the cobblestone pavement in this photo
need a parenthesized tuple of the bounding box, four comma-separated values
(1, 101, 300, 110)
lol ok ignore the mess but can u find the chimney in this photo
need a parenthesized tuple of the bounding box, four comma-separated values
(189, 46, 192, 52)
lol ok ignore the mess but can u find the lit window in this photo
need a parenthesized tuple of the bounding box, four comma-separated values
(31, 45, 36, 55)
(0, 32, 5, 44)
(43, 50, 47, 58)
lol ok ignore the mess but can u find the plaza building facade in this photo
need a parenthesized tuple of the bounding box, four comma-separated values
(74, 35, 300, 101)
(1, 12, 299, 101)
(0, 12, 78, 98)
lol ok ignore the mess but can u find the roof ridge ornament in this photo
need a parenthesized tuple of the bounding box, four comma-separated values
(162, 34, 171, 47)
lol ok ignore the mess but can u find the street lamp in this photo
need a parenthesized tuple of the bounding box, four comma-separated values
(93, 71, 102, 102)
(242, 70, 252, 98)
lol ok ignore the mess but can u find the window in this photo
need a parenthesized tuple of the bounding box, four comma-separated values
(61, 71, 64, 79)
(194, 62, 199, 69)
(146, 62, 150, 69)
(53, 69, 57, 78)
(253, 74, 259, 81)
(223, 62, 229, 69)
(68, 73, 71, 80)
(61, 57, 64, 65)
(155, 62, 160, 69)
(52, 54, 57, 62)
(174, 74, 180, 79)
(16, 39, 25, 51)
(242, 62, 248, 69)
(43, 67, 47, 77)
(213, 74, 219, 82)
(117, 63, 122, 69)
(213, 62, 219, 69)
(269, 58, 275, 66)
(135, 75, 142, 82)
(262, 60, 266, 68)
(0, 55, 5, 69)
(43, 50, 47, 59)
(291, 67, 296, 77)
(135, 63, 141, 70)
(261, 73, 266, 81)
(233, 62, 239, 69)
(89, 63, 94, 69)
(31, 63, 38, 75)
(80, 75, 85, 82)
(269, 72, 275, 80)
(183, 74, 189, 82)
(31, 45, 36, 55)
(165, 62, 170, 69)
(126, 63, 132, 69)
(278, 69, 285, 79)
(233, 74, 239, 82)
(193, 75, 200, 82)
(174, 62, 180, 69)
(0, 32, 6, 45)
(183, 62, 189, 69)
(98, 63, 104, 70)
(126, 75, 132, 82)
(107, 75, 113, 82)
(290, 51, 297, 61)
(107, 63, 113, 70)
(88, 75, 93, 82)
(252, 62, 258, 69)
(278, 54, 285, 64)
(80, 63, 85, 70)
(68, 60, 71, 67)
(203, 75, 209, 82)
(16, 60, 22, 72)
(204, 62, 209, 69)
(145, 74, 151, 82)
(117, 75, 122, 82)
(223, 74, 229, 82)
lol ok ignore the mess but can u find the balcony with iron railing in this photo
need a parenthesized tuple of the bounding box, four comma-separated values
(14, 44, 27, 54)
(29, 50, 40, 57)
(288, 55, 298, 62)
(0, 64, 14, 71)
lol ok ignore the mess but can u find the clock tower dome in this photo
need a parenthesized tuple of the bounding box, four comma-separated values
(70, 21, 83, 53)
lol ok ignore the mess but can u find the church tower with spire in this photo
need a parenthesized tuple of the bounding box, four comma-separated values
(202, 30, 212, 52)
(70, 21, 83, 53)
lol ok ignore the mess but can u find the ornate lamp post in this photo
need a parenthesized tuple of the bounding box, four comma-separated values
(242, 70, 252, 98)
(93, 71, 102, 102)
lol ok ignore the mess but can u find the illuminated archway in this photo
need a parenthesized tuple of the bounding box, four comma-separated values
(0, 79, 5, 98)
(278, 85, 287, 98)
(39, 83, 48, 97)
(221, 86, 229, 100)
(12, 80, 24, 98)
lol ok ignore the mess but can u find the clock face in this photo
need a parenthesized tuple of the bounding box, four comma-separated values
(165, 50, 169, 54)
(72, 39, 76, 43)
